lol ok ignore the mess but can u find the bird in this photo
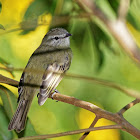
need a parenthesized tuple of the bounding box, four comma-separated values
(8, 28, 72, 133)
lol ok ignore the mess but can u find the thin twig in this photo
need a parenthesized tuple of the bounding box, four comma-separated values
(0, 74, 18, 87)
(79, 115, 100, 140)
(65, 73, 140, 99)
(1, 69, 140, 99)
(15, 125, 122, 140)
(118, 98, 140, 115)
(0, 67, 23, 72)
(0, 22, 49, 36)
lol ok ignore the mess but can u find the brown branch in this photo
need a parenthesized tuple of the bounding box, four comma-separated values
(0, 67, 23, 72)
(0, 75, 140, 139)
(76, 0, 140, 66)
(0, 74, 18, 87)
(118, 98, 140, 115)
(0, 15, 90, 36)
(15, 125, 121, 140)
(1, 65, 140, 99)
(50, 92, 140, 139)
(79, 115, 100, 140)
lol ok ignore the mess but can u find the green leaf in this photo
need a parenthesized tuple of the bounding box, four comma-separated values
(24, 0, 56, 20)
(70, 20, 88, 50)
(19, 19, 38, 35)
(0, 57, 15, 77)
(127, 0, 140, 31)
(127, 13, 140, 31)
(70, 19, 118, 71)
(107, 0, 119, 16)
(0, 86, 17, 119)
(0, 86, 37, 137)
(20, 0, 57, 34)
(18, 119, 37, 137)
(0, 105, 13, 140)
(89, 22, 110, 70)
(0, 57, 10, 66)
(0, 24, 5, 30)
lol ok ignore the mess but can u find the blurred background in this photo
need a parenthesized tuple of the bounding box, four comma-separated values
(0, 0, 140, 139)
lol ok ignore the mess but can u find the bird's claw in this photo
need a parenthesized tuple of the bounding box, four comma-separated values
(51, 89, 60, 102)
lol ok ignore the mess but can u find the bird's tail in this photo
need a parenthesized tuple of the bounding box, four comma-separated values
(8, 99, 31, 133)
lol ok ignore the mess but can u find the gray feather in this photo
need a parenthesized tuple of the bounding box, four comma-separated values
(8, 100, 30, 132)
(38, 63, 69, 106)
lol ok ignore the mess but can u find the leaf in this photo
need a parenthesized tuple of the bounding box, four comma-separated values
(0, 57, 10, 66)
(0, 24, 5, 30)
(19, 19, 38, 35)
(21, 119, 37, 137)
(0, 86, 17, 119)
(70, 20, 88, 49)
(107, 0, 119, 16)
(70, 19, 118, 70)
(20, 0, 57, 34)
(127, 0, 140, 31)
(0, 58, 13, 70)
(0, 57, 15, 77)
(24, 0, 56, 20)
(0, 86, 37, 137)
(89, 22, 111, 70)
(0, 105, 13, 140)
(127, 13, 140, 31)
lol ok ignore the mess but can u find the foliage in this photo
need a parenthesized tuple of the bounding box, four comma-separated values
(0, 85, 36, 139)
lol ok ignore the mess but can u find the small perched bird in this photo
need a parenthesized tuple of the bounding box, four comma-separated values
(8, 28, 72, 133)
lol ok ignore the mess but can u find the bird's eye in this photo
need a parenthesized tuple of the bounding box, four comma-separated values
(54, 37, 59, 40)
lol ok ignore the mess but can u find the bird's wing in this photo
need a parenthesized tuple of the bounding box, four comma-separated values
(38, 62, 69, 106)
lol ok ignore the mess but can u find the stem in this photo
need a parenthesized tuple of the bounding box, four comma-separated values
(15, 125, 121, 140)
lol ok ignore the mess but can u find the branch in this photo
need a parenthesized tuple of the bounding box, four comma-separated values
(65, 73, 140, 99)
(49, 92, 140, 139)
(76, 0, 140, 66)
(15, 125, 121, 140)
(0, 74, 18, 87)
(118, 98, 140, 115)
(1, 70, 140, 99)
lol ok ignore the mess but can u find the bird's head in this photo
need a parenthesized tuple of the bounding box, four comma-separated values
(42, 28, 72, 49)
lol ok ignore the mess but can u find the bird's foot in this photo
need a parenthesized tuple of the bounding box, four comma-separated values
(51, 89, 60, 102)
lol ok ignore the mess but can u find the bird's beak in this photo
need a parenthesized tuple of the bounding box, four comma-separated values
(65, 33, 72, 37)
